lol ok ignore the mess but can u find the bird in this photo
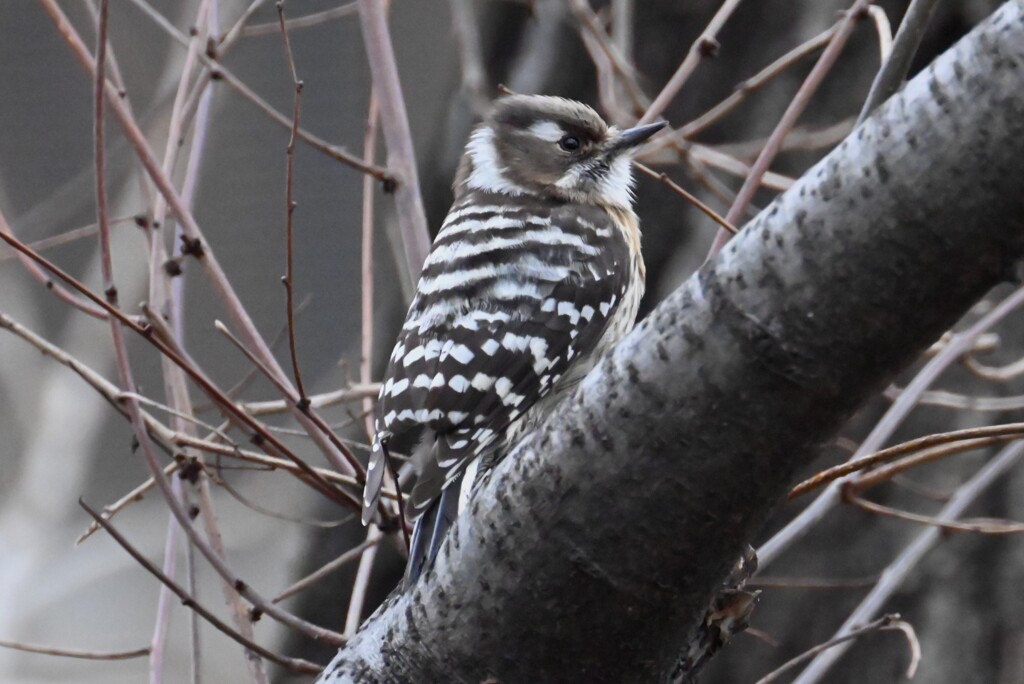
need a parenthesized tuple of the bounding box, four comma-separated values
(361, 94, 665, 585)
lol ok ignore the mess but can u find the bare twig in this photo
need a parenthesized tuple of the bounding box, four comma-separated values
(634, 163, 737, 234)
(0, 640, 149, 661)
(707, 0, 872, 259)
(277, 1, 310, 405)
(39, 0, 362, 481)
(866, 6, 893, 62)
(789, 422, 1024, 498)
(638, 0, 745, 125)
(963, 353, 1024, 382)
(79, 500, 323, 674)
(759, 285, 1024, 568)
(0, 208, 113, 321)
(125, 0, 394, 182)
(449, 0, 490, 114)
(756, 614, 919, 684)
(361, 92, 381, 441)
(791, 442, 1024, 684)
(0, 229, 356, 509)
(848, 490, 1024, 534)
(0, 216, 134, 262)
(344, 526, 384, 637)
(568, 0, 648, 121)
(241, 2, 358, 37)
(358, 0, 431, 284)
(675, 23, 839, 139)
(273, 537, 380, 604)
(858, 0, 943, 124)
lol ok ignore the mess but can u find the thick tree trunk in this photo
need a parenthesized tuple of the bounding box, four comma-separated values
(319, 3, 1024, 681)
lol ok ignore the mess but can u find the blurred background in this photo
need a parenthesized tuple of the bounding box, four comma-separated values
(1, 1, 1021, 682)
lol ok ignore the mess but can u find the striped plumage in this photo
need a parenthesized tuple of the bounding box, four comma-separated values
(362, 95, 665, 584)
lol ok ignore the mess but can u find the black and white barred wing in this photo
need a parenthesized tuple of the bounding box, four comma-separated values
(362, 200, 632, 522)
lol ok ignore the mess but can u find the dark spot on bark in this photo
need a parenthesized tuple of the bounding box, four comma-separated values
(626, 362, 640, 386)
(875, 155, 890, 184)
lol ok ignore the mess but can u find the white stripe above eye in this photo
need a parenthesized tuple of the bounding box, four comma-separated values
(528, 120, 566, 143)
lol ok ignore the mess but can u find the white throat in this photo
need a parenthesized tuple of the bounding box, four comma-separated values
(554, 155, 636, 209)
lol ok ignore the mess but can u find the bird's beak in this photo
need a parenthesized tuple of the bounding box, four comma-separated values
(608, 120, 668, 153)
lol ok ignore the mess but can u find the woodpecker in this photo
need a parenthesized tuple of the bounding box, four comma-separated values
(362, 95, 665, 584)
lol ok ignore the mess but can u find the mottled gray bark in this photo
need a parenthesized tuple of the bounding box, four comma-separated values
(320, 3, 1024, 682)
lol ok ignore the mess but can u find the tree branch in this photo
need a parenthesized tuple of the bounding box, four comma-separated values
(320, 3, 1024, 681)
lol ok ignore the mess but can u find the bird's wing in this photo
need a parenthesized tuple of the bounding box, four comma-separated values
(363, 197, 635, 523)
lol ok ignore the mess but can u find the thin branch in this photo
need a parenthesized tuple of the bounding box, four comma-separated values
(0, 216, 134, 262)
(707, 0, 872, 259)
(0, 228, 357, 509)
(760, 285, 1024, 568)
(357, 0, 431, 284)
(241, 383, 379, 416)
(0, 207, 113, 321)
(791, 442, 1024, 684)
(789, 422, 1024, 498)
(568, 0, 648, 121)
(858, 0, 943, 124)
(213, 320, 367, 482)
(637, 0, 745, 125)
(963, 352, 1024, 382)
(634, 163, 737, 234)
(755, 614, 919, 684)
(848, 490, 1024, 534)
(192, 294, 314, 412)
(344, 526, 384, 637)
(448, 0, 490, 114)
(40, 0, 362, 481)
(676, 23, 839, 139)
(273, 537, 380, 604)
(0, 640, 149, 661)
(886, 384, 1024, 412)
(79, 500, 323, 674)
(241, 2, 358, 37)
(277, 1, 309, 405)
(125, 0, 394, 182)
(866, 6, 893, 62)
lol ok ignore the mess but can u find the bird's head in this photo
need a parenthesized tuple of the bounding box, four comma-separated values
(457, 95, 667, 208)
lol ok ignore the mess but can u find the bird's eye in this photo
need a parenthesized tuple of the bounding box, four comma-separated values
(558, 135, 581, 152)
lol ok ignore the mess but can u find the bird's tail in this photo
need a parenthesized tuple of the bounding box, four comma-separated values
(360, 437, 388, 526)
(404, 469, 463, 586)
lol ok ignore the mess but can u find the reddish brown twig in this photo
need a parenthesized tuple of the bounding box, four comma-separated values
(0, 640, 149, 661)
(755, 614, 918, 684)
(638, 0, 745, 125)
(79, 499, 323, 674)
(277, 1, 310, 405)
(707, 1, 872, 259)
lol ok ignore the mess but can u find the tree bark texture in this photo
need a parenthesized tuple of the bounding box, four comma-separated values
(319, 3, 1024, 682)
